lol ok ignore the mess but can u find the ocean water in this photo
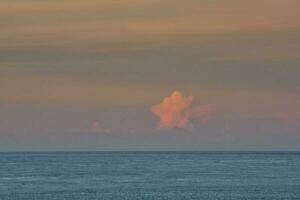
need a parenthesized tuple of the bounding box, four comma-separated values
(0, 152, 299, 200)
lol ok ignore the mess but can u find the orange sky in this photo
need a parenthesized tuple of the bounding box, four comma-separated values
(0, 0, 300, 151)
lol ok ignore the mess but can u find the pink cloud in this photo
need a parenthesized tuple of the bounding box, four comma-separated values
(91, 121, 111, 134)
(190, 104, 215, 124)
(151, 90, 214, 131)
(274, 110, 300, 125)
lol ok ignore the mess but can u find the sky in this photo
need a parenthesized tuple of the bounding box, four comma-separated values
(0, 0, 300, 151)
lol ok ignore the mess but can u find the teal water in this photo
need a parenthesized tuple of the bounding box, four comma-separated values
(0, 152, 299, 200)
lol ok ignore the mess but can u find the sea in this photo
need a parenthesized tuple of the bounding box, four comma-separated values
(0, 151, 299, 200)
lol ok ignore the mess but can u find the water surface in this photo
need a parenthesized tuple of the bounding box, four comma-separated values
(0, 151, 299, 199)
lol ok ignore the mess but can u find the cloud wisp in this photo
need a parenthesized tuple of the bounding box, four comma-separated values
(91, 121, 111, 134)
(151, 90, 214, 131)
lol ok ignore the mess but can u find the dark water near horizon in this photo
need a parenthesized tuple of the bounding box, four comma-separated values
(0, 151, 299, 200)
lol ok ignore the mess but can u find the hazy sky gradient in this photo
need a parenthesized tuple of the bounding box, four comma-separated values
(1, 0, 300, 151)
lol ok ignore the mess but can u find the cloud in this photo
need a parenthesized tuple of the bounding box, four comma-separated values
(189, 104, 215, 124)
(273, 110, 300, 125)
(91, 121, 111, 134)
(151, 90, 214, 131)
